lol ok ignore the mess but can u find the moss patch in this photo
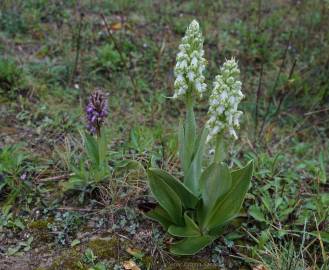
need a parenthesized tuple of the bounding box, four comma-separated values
(48, 248, 87, 270)
(29, 219, 50, 230)
(141, 255, 153, 269)
(28, 219, 53, 243)
(163, 258, 221, 270)
(39, 235, 129, 270)
(86, 236, 120, 260)
(164, 263, 220, 270)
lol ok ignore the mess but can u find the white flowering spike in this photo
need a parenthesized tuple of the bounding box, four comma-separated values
(173, 20, 207, 99)
(207, 58, 244, 142)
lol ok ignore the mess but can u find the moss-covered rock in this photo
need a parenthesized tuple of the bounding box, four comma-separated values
(48, 248, 87, 270)
(163, 258, 221, 270)
(86, 236, 120, 260)
(28, 219, 54, 243)
(29, 219, 50, 230)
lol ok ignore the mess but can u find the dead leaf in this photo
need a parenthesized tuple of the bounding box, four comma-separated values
(253, 265, 268, 270)
(126, 247, 144, 259)
(111, 22, 122, 31)
(123, 260, 140, 270)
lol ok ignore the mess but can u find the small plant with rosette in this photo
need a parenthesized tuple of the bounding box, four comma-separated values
(145, 20, 254, 255)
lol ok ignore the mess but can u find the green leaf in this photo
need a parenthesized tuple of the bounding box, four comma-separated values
(208, 223, 228, 236)
(97, 128, 108, 166)
(148, 168, 199, 208)
(148, 170, 183, 225)
(2, 205, 12, 216)
(144, 206, 173, 230)
(63, 177, 84, 191)
(85, 132, 99, 166)
(115, 160, 144, 171)
(310, 231, 329, 244)
(225, 231, 244, 241)
(71, 239, 81, 247)
(278, 207, 296, 221)
(168, 212, 201, 237)
(319, 151, 327, 184)
(200, 162, 232, 214)
(0, 182, 6, 191)
(170, 235, 215, 255)
(7, 245, 21, 256)
(63, 163, 89, 191)
(14, 219, 25, 230)
(248, 205, 266, 222)
(92, 263, 107, 270)
(184, 127, 207, 195)
(204, 160, 253, 230)
(257, 230, 271, 249)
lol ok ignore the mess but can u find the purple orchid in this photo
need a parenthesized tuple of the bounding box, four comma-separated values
(86, 89, 108, 136)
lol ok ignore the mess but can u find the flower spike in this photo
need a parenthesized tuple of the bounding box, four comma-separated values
(207, 58, 244, 141)
(173, 20, 207, 99)
(86, 89, 109, 136)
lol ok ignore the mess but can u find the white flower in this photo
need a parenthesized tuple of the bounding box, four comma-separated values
(229, 128, 238, 140)
(188, 71, 195, 81)
(194, 80, 201, 91)
(191, 57, 198, 67)
(173, 20, 207, 99)
(217, 105, 224, 114)
(206, 58, 244, 141)
(220, 91, 228, 101)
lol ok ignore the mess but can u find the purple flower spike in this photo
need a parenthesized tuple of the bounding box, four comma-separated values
(86, 89, 109, 136)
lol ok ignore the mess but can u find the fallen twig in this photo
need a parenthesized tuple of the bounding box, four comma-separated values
(38, 173, 75, 182)
(304, 107, 329, 116)
(56, 207, 94, 212)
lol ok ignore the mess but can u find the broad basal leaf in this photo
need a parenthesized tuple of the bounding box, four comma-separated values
(148, 168, 199, 208)
(200, 162, 232, 215)
(170, 235, 215, 255)
(208, 222, 228, 236)
(148, 170, 183, 225)
(97, 128, 108, 166)
(168, 212, 201, 237)
(145, 206, 173, 230)
(204, 160, 253, 230)
(85, 132, 99, 166)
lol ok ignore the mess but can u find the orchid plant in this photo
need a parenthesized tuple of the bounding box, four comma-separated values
(63, 90, 110, 200)
(146, 20, 254, 255)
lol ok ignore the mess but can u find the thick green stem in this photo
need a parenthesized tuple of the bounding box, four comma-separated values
(214, 134, 226, 163)
(182, 91, 196, 182)
(185, 91, 196, 159)
(186, 90, 194, 111)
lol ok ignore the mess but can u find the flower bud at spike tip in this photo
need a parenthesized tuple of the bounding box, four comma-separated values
(86, 89, 109, 136)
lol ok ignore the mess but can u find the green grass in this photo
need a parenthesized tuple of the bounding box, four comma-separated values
(0, 0, 328, 269)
